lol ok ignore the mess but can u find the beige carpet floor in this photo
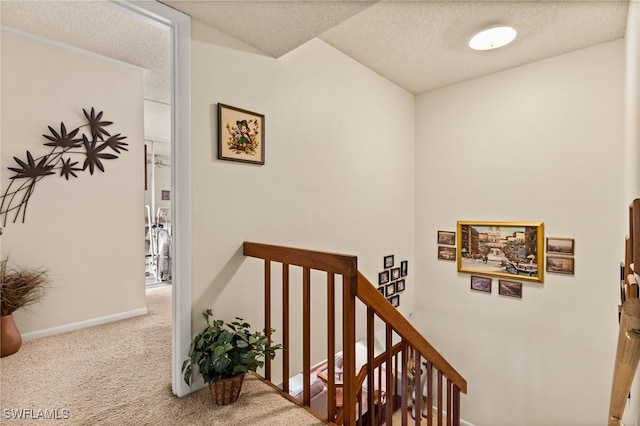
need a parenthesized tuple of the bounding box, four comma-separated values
(0, 285, 325, 425)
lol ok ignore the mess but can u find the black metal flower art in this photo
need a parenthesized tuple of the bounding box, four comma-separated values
(0, 107, 128, 225)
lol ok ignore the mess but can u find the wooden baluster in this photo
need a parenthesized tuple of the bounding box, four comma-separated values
(264, 260, 272, 380)
(386, 324, 394, 426)
(414, 351, 422, 426)
(452, 386, 461, 426)
(303, 267, 311, 407)
(327, 273, 336, 422)
(282, 263, 290, 394)
(401, 345, 408, 426)
(366, 308, 375, 426)
(437, 371, 443, 426)
(629, 198, 640, 272)
(343, 272, 357, 425)
(446, 378, 452, 426)
(426, 361, 433, 426)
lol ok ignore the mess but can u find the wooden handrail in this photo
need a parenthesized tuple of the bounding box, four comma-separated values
(609, 297, 640, 426)
(609, 199, 640, 425)
(243, 241, 467, 425)
(355, 271, 468, 393)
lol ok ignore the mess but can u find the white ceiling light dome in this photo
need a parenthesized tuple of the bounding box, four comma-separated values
(469, 26, 517, 51)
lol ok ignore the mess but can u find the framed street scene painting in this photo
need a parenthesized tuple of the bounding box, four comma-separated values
(457, 221, 544, 283)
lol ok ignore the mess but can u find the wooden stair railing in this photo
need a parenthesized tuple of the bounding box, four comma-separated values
(609, 198, 640, 426)
(243, 241, 467, 425)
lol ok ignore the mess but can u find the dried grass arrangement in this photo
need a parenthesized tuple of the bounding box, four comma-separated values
(1, 257, 49, 316)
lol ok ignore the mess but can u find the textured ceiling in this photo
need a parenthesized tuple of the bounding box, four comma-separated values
(1, 0, 630, 100)
(163, 0, 629, 94)
(0, 0, 171, 104)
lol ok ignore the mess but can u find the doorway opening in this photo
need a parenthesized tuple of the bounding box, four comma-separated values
(111, 0, 192, 397)
(145, 101, 173, 287)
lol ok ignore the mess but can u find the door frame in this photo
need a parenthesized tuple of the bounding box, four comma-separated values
(107, 0, 192, 397)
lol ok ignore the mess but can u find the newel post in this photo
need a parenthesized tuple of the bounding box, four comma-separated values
(342, 269, 358, 425)
(609, 298, 640, 426)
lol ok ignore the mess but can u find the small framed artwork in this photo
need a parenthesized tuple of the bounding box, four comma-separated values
(385, 283, 396, 297)
(377, 287, 386, 296)
(161, 190, 170, 201)
(470, 275, 492, 293)
(218, 103, 265, 165)
(391, 267, 401, 280)
(389, 295, 400, 308)
(437, 246, 456, 261)
(384, 255, 394, 269)
(546, 256, 575, 275)
(546, 237, 575, 255)
(401, 261, 408, 277)
(438, 230, 456, 246)
(396, 279, 405, 292)
(498, 280, 522, 298)
(379, 271, 390, 285)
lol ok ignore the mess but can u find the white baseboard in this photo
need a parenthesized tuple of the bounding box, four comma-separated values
(21, 307, 148, 342)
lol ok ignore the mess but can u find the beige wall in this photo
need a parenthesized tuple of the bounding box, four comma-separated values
(189, 20, 416, 382)
(626, 2, 640, 424)
(1, 30, 146, 335)
(413, 40, 625, 425)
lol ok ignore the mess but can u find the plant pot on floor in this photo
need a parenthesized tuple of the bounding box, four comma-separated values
(1, 314, 22, 357)
(181, 309, 282, 405)
(210, 373, 245, 405)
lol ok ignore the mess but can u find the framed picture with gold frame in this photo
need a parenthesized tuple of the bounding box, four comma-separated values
(457, 221, 544, 283)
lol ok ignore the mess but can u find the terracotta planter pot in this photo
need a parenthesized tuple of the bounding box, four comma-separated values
(1, 314, 22, 357)
(209, 373, 245, 405)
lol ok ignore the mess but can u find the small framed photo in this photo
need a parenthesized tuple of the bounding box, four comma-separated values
(437, 246, 456, 261)
(379, 270, 390, 285)
(546, 256, 575, 275)
(498, 280, 522, 298)
(438, 230, 456, 246)
(385, 283, 396, 297)
(401, 261, 408, 277)
(377, 287, 386, 296)
(384, 255, 394, 269)
(388, 295, 400, 308)
(471, 275, 492, 293)
(161, 190, 170, 201)
(395, 279, 405, 292)
(546, 237, 575, 255)
(391, 267, 401, 280)
(218, 103, 265, 165)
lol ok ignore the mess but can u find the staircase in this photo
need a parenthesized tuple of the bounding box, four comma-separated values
(609, 199, 640, 426)
(243, 241, 467, 425)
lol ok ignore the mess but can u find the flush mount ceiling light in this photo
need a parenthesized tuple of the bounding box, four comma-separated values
(469, 26, 517, 51)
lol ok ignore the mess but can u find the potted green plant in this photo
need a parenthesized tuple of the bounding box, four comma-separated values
(181, 308, 282, 405)
(0, 257, 49, 357)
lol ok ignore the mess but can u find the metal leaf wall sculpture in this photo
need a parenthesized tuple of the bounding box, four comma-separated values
(0, 107, 128, 226)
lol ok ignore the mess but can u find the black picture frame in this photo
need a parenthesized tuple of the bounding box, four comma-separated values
(498, 280, 522, 298)
(470, 275, 492, 293)
(218, 103, 265, 165)
(385, 282, 396, 297)
(391, 267, 401, 280)
(379, 270, 390, 285)
(401, 261, 408, 277)
(396, 279, 405, 292)
(438, 230, 456, 246)
(384, 255, 394, 269)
